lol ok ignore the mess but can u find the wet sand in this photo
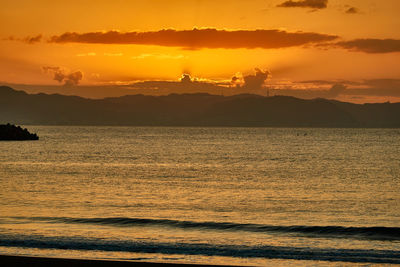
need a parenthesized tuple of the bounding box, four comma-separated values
(0, 255, 235, 267)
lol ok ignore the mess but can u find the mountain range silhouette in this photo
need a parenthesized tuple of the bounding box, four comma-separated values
(1, 86, 399, 127)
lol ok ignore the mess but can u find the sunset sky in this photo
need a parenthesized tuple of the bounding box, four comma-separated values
(1, 0, 400, 102)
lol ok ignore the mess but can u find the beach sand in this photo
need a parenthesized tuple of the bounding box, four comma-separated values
(0, 255, 235, 267)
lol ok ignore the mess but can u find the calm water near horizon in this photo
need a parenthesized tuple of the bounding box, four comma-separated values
(1, 126, 400, 266)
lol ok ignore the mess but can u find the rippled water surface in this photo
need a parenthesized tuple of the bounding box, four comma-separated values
(1, 126, 400, 265)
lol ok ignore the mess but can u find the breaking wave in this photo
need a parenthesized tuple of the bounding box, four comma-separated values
(8, 216, 400, 241)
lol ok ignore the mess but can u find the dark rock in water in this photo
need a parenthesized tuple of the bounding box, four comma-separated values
(0, 123, 39, 141)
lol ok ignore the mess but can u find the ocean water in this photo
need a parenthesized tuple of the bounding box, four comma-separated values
(0, 126, 399, 266)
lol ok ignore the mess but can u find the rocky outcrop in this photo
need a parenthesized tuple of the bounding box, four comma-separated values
(0, 124, 39, 140)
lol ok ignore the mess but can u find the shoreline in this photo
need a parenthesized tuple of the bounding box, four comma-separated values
(0, 255, 236, 267)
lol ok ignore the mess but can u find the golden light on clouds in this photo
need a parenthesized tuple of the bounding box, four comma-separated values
(1, 0, 400, 102)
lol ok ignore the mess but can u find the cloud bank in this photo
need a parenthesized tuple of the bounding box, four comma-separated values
(277, 0, 328, 9)
(49, 28, 338, 49)
(11, 29, 400, 54)
(271, 79, 400, 100)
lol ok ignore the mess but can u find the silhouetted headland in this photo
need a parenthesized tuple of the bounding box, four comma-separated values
(0, 123, 39, 140)
(1, 85, 400, 127)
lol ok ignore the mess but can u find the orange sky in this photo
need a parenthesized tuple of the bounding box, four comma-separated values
(1, 0, 400, 102)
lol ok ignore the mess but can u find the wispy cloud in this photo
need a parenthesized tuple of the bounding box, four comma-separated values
(345, 7, 359, 14)
(5, 34, 42, 44)
(277, 0, 328, 9)
(104, 53, 123, 57)
(76, 52, 96, 57)
(48, 28, 338, 50)
(131, 53, 186, 60)
(272, 78, 400, 99)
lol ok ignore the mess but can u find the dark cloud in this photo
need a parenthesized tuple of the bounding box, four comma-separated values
(49, 28, 338, 49)
(64, 71, 84, 86)
(242, 69, 270, 89)
(180, 74, 192, 83)
(328, 83, 346, 96)
(277, 0, 328, 9)
(42, 66, 83, 86)
(24, 34, 42, 44)
(334, 39, 400, 53)
(345, 7, 359, 14)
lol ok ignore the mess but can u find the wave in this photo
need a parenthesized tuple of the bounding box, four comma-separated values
(0, 234, 399, 264)
(8, 216, 400, 241)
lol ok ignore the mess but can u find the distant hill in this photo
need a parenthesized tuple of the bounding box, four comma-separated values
(1, 86, 399, 127)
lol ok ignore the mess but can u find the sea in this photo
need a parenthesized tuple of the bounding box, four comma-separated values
(0, 126, 399, 266)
